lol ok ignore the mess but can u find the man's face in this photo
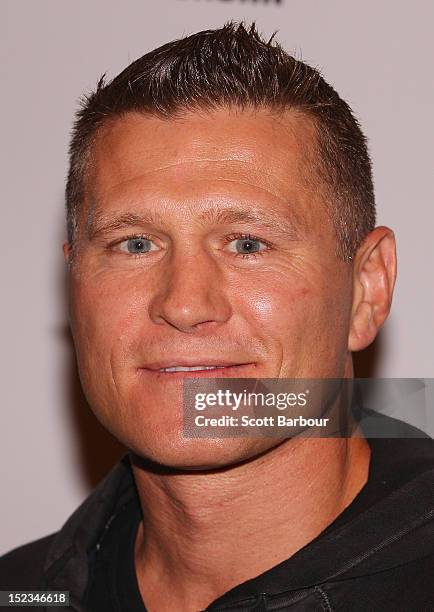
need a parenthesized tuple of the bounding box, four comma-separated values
(66, 108, 354, 469)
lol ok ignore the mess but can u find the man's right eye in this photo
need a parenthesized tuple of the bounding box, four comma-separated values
(118, 237, 158, 254)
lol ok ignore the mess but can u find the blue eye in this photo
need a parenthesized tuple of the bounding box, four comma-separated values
(233, 238, 263, 254)
(119, 237, 155, 254)
(226, 234, 268, 256)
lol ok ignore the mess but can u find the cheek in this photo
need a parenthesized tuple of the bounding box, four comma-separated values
(235, 274, 314, 336)
(70, 273, 144, 361)
(232, 268, 350, 374)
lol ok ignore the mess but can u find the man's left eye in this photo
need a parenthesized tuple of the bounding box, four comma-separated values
(227, 236, 268, 255)
(118, 237, 158, 254)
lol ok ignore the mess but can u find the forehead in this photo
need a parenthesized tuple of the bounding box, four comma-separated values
(87, 107, 317, 200)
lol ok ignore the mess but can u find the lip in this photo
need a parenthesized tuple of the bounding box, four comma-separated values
(139, 362, 255, 378)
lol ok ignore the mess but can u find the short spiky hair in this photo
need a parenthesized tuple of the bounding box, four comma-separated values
(66, 22, 375, 261)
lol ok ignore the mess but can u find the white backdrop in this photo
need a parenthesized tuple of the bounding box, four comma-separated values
(1, 0, 433, 554)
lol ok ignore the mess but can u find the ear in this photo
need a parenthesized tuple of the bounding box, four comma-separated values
(348, 226, 397, 352)
(63, 242, 72, 265)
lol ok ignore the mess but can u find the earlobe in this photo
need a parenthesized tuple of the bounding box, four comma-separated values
(63, 242, 72, 265)
(348, 227, 397, 352)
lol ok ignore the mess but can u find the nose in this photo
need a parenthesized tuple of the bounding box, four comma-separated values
(148, 250, 233, 333)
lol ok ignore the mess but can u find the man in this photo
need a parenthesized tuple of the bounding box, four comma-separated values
(1, 22, 433, 611)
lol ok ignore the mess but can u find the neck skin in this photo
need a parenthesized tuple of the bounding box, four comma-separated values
(131, 370, 370, 611)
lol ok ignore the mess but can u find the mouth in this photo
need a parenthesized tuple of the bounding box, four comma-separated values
(159, 365, 227, 373)
(139, 363, 255, 378)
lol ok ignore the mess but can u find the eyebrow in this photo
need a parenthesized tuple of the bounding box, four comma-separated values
(87, 210, 163, 240)
(86, 204, 304, 241)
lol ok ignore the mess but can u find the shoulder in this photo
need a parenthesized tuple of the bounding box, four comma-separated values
(0, 533, 57, 589)
(0, 456, 134, 592)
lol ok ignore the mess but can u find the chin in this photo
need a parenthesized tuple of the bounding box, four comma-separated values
(128, 434, 279, 473)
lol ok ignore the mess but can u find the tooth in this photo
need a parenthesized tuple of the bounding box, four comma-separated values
(159, 365, 225, 372)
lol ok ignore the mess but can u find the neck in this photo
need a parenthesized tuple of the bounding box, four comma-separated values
(131, 434, 370, 610)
